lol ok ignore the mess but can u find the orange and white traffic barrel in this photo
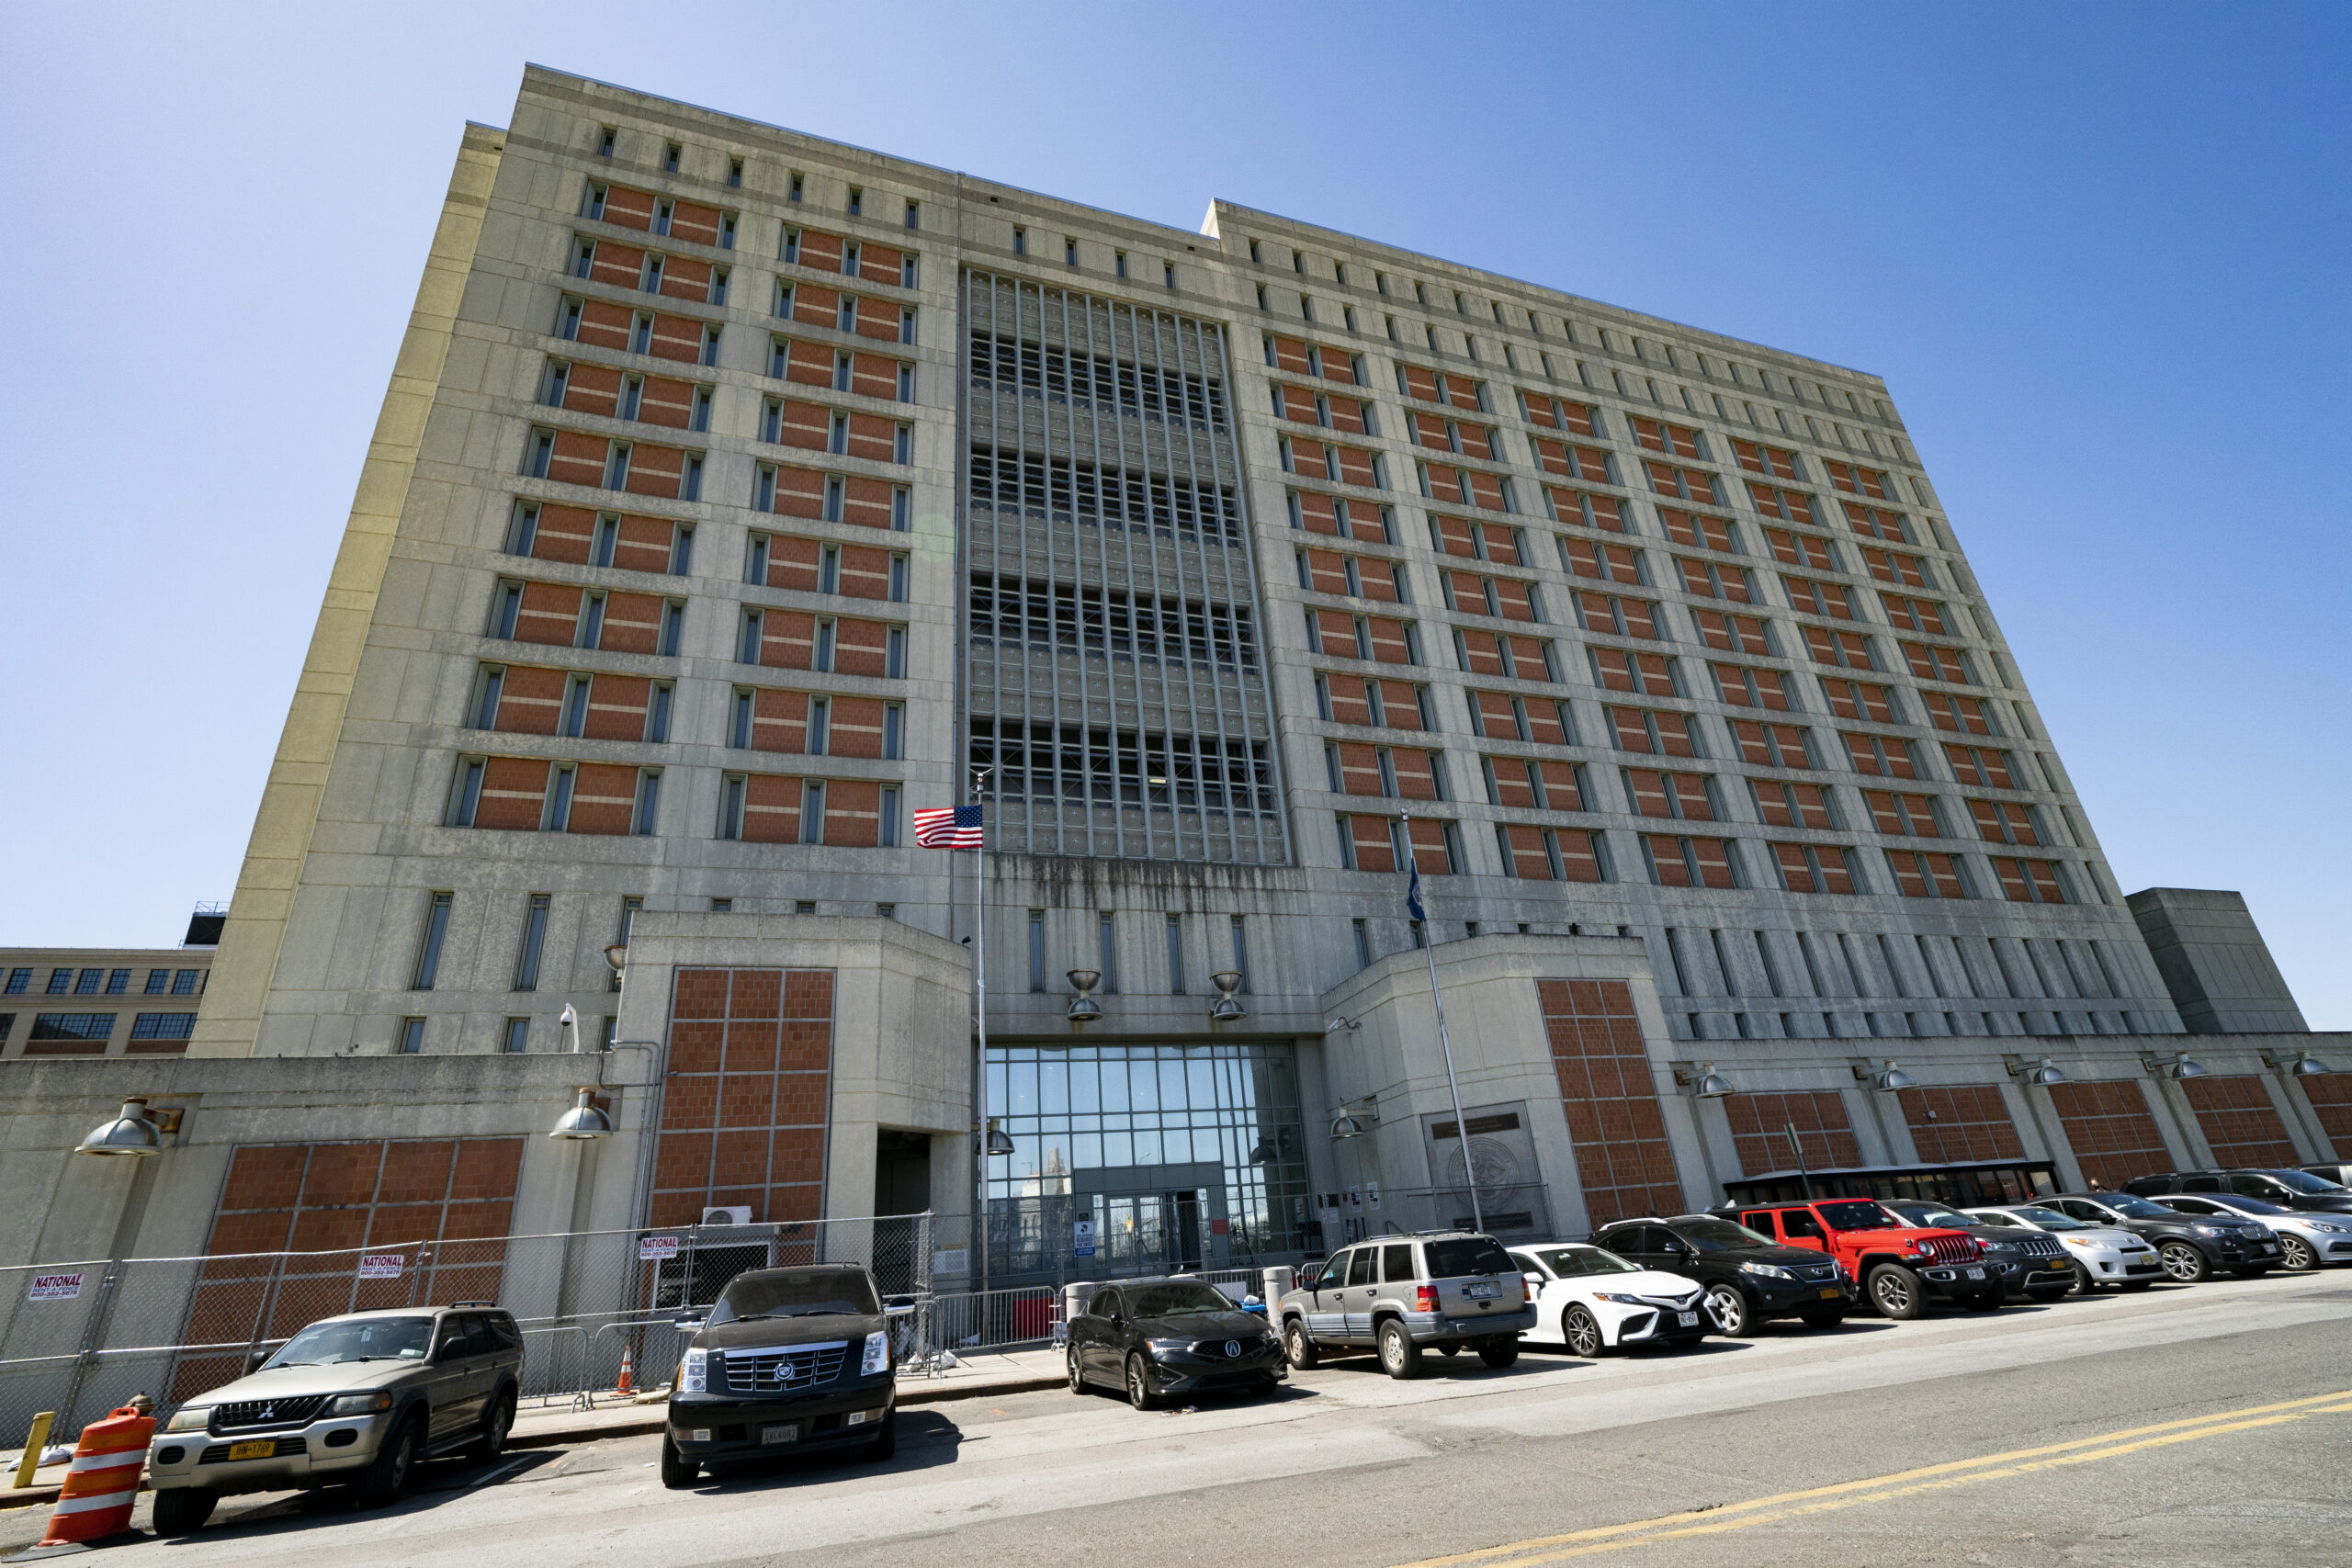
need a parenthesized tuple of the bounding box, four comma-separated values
(38, 1406, 154, 1546)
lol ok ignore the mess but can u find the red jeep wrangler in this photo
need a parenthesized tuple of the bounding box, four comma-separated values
(1717, 1198, 1996, 1319)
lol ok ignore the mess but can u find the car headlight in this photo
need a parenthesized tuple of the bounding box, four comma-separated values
(862, 1330, 888, 1377)
(1146, 1337, 1192, 1357)
(2193, 1224, 2225, 1236)
(1591, 1292, 1645, 1304)
(1739, 1262, 1792, 1280)
(2310, 1222, 2350, 1234)
(165, 1407, 212, 1432)
(2059, 1236, 2093, 1248)
(329, 1393, 393, 1416)
(680, 1347, 707, 1393)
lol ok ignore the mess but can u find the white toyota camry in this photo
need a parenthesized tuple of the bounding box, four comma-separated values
(1506, 1242, 1709, 1357)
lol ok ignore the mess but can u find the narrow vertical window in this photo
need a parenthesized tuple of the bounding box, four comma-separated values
(904, 199, 920, 229)
(1166, 914, 1186, 995)
(789, 171, 804, 203)
(514, 894, 551, 990)
(501, 1017, 530, 1054)
(413, 892, 454, 989)
(879, 786, 899, 847)
(633, 769, 662, 835)
(397, 1017, 425, 1055)
(597, 127, 616, 158)
(1012, 226, 1027, 255)
(448, 758, 485, 827)
(728, 156, 743, 187)
(801, 779, 826, 843)
(1230, 915, 1250, 991)
(1352, 919, 1372, 970)
(614, 897, 641, 988)
(1098, 912, 1119, 993)
(663, 141, 681, 174)
(1028, 910, 1046, 992)
(545, 764, 576, 830)
(847, 186, 863, 217)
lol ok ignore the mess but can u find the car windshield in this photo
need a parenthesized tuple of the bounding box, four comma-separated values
(1889, 1203, 1973, 1229)
(2204, 1195, 2290, 1216)
(1674, 1218, 1775, 1251)
(712, 1269, 879, 1324)
(1124, 1282, 1235, 1318)
(2103, 1194, 2177, 1219)
(2002, 1206, 2087, 1231)
(1424, 1238, 1516, 1277)
(1534, 1247, 1638, 1277)
(265, 1316, 434, 1368)
(1817, 1201, 1899, 1231)
(2272, 1170, 2348, 1195)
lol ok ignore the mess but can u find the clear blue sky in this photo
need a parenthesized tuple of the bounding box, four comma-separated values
(4, 2, 2344, 1026)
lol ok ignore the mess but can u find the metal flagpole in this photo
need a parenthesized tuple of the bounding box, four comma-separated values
(1399, 810, 1483, 1234)
(971, 767, 991, 1311)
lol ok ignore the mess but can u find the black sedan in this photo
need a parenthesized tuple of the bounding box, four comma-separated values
(1066, 1278, 1285, 1409)
(662, 1264, 897, 1487)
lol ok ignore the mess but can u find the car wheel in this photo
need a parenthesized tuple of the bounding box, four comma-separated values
(1702, 1282, 1750, 1337)
(2278, 1235, 2317, 1272)
(1125, 1353, 1160, 1410)
(469, 1389, 515, 1461)
(2159, 1241, 2210, 1282)
(1067, 1348, 1088, 1394)
(353, 1412, 421, 1507)
(2070, 1262, 2095, 1294)
(151, 1487, 218, 1537)
(1283, 1318, 1320, 1371)
(864, 1409, 897, 1461)
(1378, 1319, 1423, 1380)
(1868, 1265, 1925, 1320)
(1798, 1308, 1843, 1331)
(1563, 1304, 1606, 1358)
(1476, 1337, 1519, 1369)
(659, 1433, 698, 1490)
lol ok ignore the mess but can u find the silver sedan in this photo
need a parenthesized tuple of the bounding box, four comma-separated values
(1964, 1204, 2163, 1292)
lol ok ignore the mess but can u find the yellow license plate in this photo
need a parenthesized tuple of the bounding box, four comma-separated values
(1818, 1288, 1841, 1300)
(227, 1440, 276, 1461)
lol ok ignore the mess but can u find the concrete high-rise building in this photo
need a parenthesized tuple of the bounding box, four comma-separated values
(28, 66, 2323, 1288)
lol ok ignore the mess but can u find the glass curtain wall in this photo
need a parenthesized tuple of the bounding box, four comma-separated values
(985, 1042, 1309, 1281)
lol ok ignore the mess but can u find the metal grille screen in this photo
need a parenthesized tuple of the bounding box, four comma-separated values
(961, 271, 1287, 863)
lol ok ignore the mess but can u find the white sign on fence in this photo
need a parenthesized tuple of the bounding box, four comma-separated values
(1072, 1219, 1097, 1258)
(28, 1271, 85, 1302)
(933, 1247, 969, 1276)
(639, 1235, 682, 1261)
(356, 1253, 405, 1280)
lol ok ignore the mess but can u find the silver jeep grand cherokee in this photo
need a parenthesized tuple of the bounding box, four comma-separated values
(147, 1304, 524, 1535)
(1276, 1230, 1533, 1379)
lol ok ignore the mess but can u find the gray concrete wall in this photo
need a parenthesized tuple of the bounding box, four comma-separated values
(2127, 887, 2309, 1033)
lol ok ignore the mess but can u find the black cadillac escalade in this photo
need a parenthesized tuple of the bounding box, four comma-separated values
(662, 1264, 896, 1487)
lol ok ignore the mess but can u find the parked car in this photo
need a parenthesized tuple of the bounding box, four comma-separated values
(1590, 1214, 1849, 1337)
(1964, 1203, 2162, 1292)
(1713, 1198, 1995, 1319)
(1505, 1242, 1707, 1356)
(2147, 1192, 2352, 1272)
(2041, 1192, 2278, 1281)
(662, 1264, 896, 1488)
(1277, 1231, 1533, 1380)
(147, 1303, 523, 1535)
(1064, 1277, 1284, 1408)
(2124, 1168, 2352, 1216)
(1882, 1200, 2076, 1303)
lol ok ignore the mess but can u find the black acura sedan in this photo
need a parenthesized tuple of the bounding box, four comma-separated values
(662, 1264, 896, 1487)
(1066, 1277, 1285, 1409)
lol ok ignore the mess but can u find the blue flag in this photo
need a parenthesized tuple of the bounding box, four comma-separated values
(1407, 864, 1425, 923)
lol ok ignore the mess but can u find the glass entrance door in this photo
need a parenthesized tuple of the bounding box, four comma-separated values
(1097, 1188, 1209, 1273)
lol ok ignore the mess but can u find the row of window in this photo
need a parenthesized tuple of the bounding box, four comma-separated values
(1006, 225, 1182, 288)
(1, 1011, 198, 1047)
(1020, 909, 1251, 996)
(4, 966, 204, 996)
(1324, 810, 2081, 904)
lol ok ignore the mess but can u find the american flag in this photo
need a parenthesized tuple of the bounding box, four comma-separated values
(912, 804, 985, 849)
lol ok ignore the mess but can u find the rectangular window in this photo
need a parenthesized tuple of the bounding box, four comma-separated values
(513, 894, 551, 991)
(1097, 912, 1119, 993)
(501, 1016, 530, 1054)
(105, 968, 130, 995)
(172, 968, 200, 996)
(800, 779, 826, 843)
(1028, 910, 1046, 992)
(397, 1017, 426, 1055)
(879, 786, 899, 847)
(1353, 919, 1372, 969)
(4, 968, 29, 995)
(413, 891, 454, 989)
(633, 769, 662, 835)
(1229, 915, 1250, 992)
(1166, 914, 1186, 994)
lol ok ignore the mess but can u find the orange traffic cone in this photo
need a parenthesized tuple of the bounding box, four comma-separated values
(38, 1405, 153, 1546)
(616, 1345, 634, 1396)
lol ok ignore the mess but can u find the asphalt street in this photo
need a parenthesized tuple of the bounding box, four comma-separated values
(8, 1269, 2350, 1568)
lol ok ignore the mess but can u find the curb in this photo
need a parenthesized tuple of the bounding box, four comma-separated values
(0, 1374, 1073, 1499)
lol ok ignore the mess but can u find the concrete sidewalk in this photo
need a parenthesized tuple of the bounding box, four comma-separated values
(0, 1348, 1067, 1511)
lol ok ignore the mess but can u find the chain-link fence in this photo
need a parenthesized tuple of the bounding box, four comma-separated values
(0, 1213, 932, 1444)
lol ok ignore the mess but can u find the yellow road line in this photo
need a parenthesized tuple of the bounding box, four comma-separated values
(1392, 1388, 2352, 1568)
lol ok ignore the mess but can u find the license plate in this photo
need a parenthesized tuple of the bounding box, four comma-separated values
(2259, 1242, 2277, 1251)
(1465, 1281, 1498, 1299)
(1677, 1311, 1699, 1326)
(226, 1440, 276, 1461)
(760, 1424, 798, 1445)
(1964, 1267, 1984, 1280)
(1818, 1288, 1842, 1300)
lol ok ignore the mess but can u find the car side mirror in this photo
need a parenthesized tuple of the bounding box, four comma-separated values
(247, 1347, 272, 1372)
(673, 1314, 706, 1333)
